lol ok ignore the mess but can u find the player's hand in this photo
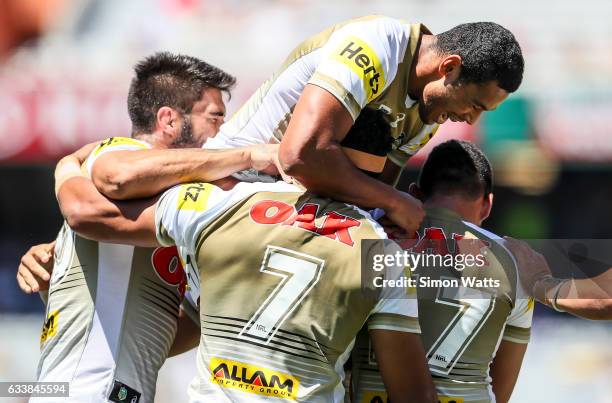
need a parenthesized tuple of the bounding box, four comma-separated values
(503, 236, 562, 303)
(249, 144, 293, 183)
(384, 192, 425, 236)
(17, 241, 55, 294)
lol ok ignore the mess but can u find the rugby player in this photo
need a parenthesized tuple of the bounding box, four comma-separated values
(24, 52, 282, 403)
(50, 107, 436, 402)
(351, 140, 534, 403)
(22, 18, 524, 238)
(504, 238, 612, 320)
(204, 16, 525, 236)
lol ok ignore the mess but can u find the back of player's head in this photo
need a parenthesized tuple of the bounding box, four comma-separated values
(127, 52, 236, 135)
(435, 22, 524, 93)
(418, 139, 492, 200)
(341, 107, 393, 176)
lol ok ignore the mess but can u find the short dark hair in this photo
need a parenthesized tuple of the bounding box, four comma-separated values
(127, 52, 236, 135)
(418, 140, 492, 200)
(341, 107, 393, 156)
(435, 22, 524, 93)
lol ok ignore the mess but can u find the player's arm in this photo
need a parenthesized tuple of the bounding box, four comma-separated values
(91, 144, 280, 200)
(279, 84, 424, 234)
(365, 242, 437, 403)
(169, 307, 200, 357)
(489, 340, 528, 403)
(370, 329, 437, 403)
(58, 176, 159, 246)
(505, 237, 612, 320)
(555, 272, 612, 320)
(56, 154, 160, 246)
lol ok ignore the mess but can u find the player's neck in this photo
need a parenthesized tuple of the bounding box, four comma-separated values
(424, 195, 481, 226)
(408, 34, 438, 100)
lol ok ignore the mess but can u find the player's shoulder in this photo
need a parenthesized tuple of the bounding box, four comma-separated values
(461, 221, 519, 278)
(164, 180, 301, 218)
(335, 203, 389, 242)
(332, 15, 410, 45)
(92, 136, 151, 155)
(339, 15, 408, 32)
(84, 136, 151, 175)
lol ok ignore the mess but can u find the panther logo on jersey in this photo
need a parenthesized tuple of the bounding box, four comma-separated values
(151, 246, 187, 299)
(40, 310, 59, 344)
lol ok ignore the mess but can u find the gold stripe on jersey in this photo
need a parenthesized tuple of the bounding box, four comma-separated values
(502, 325, 531, 344)
(332, 36, 386, 103)
(367, 313, 420, 333)
(310, 71, 361, 118)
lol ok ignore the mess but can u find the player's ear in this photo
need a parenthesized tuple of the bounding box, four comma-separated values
(439, 54, 462, 81)
(157, 106, 181, 141)
(408, 182, 425, 202)
(479, 192, 493, 224)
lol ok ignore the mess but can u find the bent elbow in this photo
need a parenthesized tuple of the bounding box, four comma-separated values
(93, 163, 132, 200)
(63, 201, 92, 234)
(278, 145, 305, 178)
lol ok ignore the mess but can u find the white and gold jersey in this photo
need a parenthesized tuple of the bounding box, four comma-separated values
(35, 138, 187, 403)
(205, 15, 439, 167)
(155, 181, 421, 402)
(351, 208, 534, 403)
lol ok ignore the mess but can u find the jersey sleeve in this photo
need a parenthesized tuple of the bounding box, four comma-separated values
(367, 240, 421, 334)
(155, 182, 226, 251)
(503, 282, 534, 344)
(83, 137, 150, 176)
(309, 17, 407, 120)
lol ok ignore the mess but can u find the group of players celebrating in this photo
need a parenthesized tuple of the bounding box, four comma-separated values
(16, 15, 611, 403)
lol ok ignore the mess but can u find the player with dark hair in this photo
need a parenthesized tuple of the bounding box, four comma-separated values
(35, 19, 524, 239)
(127, 52, 235, 144)
(201, 17, 524, 238)
(22, 52, 282, 403)
(39, 107, 436, 402)
(434, 23, 523, 93)
(352, 140, 533, 403)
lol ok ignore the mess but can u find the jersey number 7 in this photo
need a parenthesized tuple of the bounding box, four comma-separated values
(427, 282, 495, 375)
(239, 245, 325, 344)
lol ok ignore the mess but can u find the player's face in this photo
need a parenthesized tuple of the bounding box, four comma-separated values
(178, 87, 226, 147)
(419, 79, 508, 125)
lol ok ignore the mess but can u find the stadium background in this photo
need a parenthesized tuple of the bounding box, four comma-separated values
(0, 0, 610, 402)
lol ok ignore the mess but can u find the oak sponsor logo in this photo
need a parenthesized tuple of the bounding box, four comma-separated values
(210, 357, 299, 400)
(40, 310, 59, 344)
(250, 200, 361, 246)
(334, 36, 386, 102)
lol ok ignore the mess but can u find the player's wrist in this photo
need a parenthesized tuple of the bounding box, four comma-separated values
(379, 187, 405, 212)
(532, 276, 567, 310)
